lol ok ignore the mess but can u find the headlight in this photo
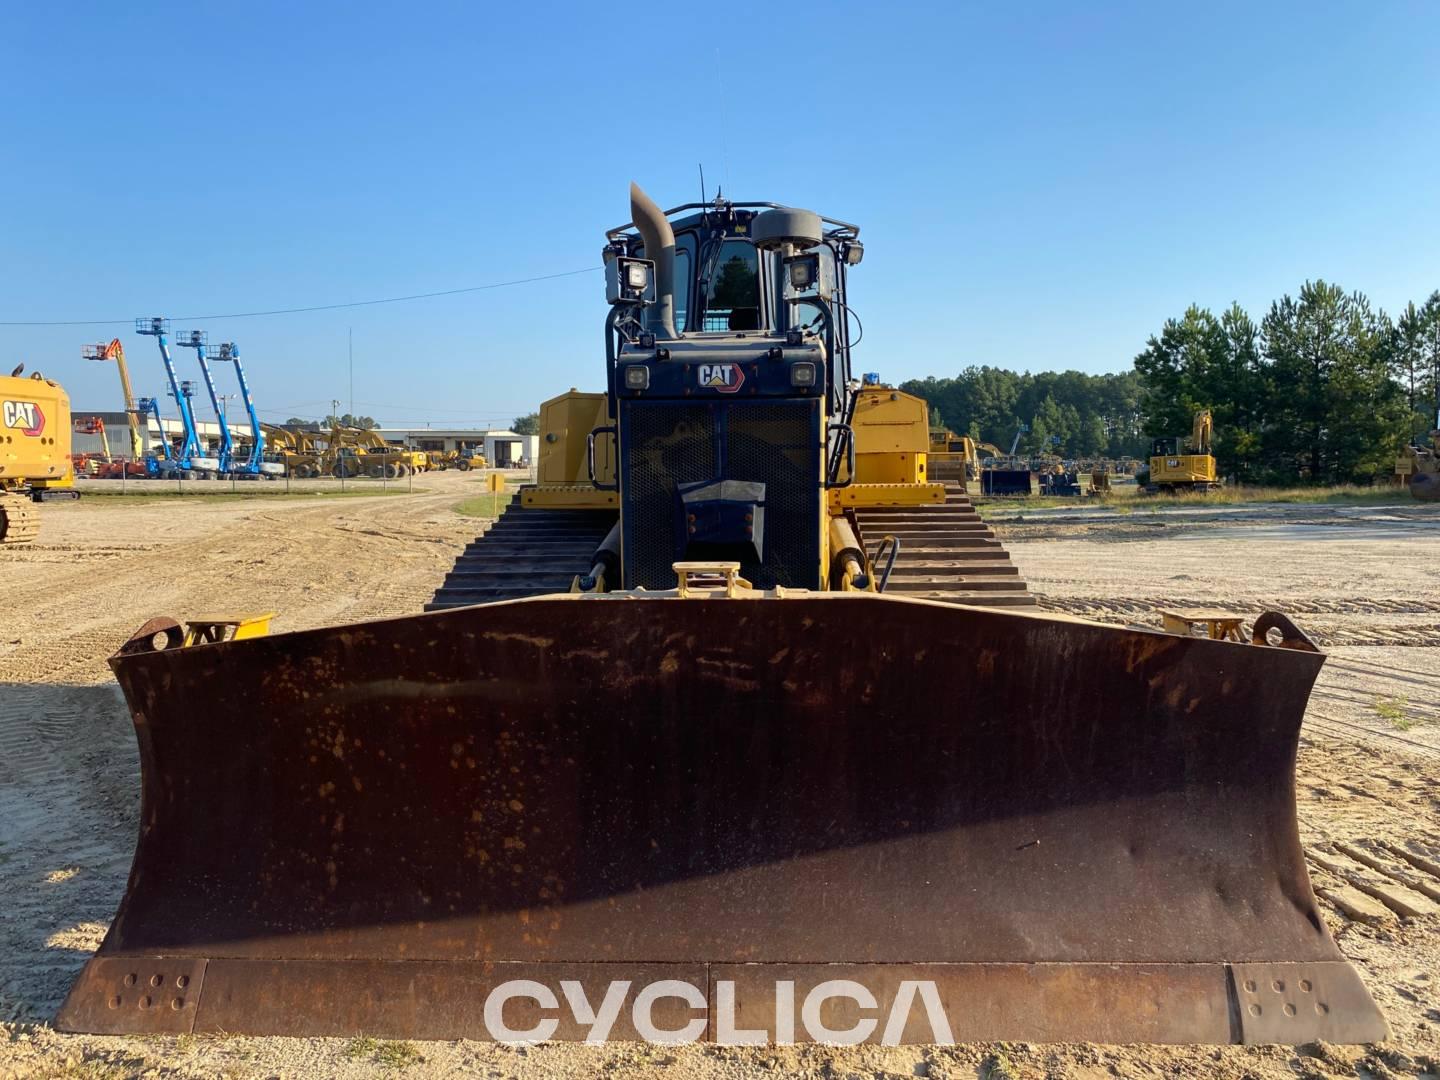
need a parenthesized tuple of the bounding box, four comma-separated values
(624, 365, 650, 390)
(786, 254, 818, 290)
(789, 362, 817, 387)
(625, 260, 650, 292)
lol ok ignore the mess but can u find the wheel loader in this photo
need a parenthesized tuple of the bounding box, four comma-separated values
(1, 366, 77, 543)
(61, 185, 1385, 1047)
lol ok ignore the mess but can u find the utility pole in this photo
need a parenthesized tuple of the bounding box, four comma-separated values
(348, 328, 353, 418)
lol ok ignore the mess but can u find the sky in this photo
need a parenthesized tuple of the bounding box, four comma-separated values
(3, 1, 1438, 428)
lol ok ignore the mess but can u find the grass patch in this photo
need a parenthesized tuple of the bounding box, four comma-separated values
(977, 482, 1413, 517)
(454, 493, 517, 518)
(1374, 696, 1415, 730)
(344, 1036, 422, 1068)
(1151, 483, 1411, 507)
(980, 1049, 1020, 1080)
(375, 1041, 423, 1068)
(75, 488, 423, 505)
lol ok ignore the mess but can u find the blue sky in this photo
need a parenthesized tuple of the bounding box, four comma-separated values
(3, 1, 1438, 427)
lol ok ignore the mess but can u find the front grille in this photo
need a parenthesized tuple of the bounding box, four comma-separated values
(621, 401, 820, 590)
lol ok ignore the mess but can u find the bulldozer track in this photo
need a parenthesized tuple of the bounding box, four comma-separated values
(852, 483, 1034, 607)
(0, 494, 39, 545)
(428, 505, 617, 608)
(429, 483, 1036, 609)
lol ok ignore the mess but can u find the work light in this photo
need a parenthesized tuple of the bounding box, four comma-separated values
(790, 362, 817, 387)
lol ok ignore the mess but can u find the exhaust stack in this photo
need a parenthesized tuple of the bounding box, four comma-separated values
(629, 182, 678, 339)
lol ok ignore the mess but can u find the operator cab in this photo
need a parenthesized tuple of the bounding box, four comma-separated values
(600, 185, 865, 590)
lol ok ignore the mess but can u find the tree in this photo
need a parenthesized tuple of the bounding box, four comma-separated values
(511, 413, 540, 436)
(1260, 281, 1404, 483)
(1392, 302, 1427, 434)
(1419, 291, 1440, 430)
(323, 413, 377, 430)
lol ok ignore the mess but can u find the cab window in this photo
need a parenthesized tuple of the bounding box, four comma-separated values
(702, 239, 759, 331)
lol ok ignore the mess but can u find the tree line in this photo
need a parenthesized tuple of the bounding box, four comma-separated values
(904, 281, 1440, 484)
(900, 368, 1150, 460)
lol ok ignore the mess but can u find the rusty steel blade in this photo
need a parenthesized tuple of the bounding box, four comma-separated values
(58, 594, 1387, 1044)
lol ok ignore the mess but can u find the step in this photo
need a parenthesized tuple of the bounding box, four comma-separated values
(444, 567, 587, 582)
(862, 526, 994, 537)
(859, 519, 985, 529)
(887, 546, 1013, 560)
(886, 562, 1020, 578)
(881, 537, 1001, 549)
(884, 576, 1026, 593)
(450, 555, 595, 571)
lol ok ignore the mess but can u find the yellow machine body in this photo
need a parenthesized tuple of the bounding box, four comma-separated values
(847, 385, 930, 485)
(0, 371, 75, 544)
(1148, 409, 1220, 491)
(521, 390, 618, 508)
(1397, 427, 1440, 501)
(1, 372, 74, 494)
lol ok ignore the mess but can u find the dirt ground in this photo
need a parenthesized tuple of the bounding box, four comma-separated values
(1, 475, 1437, 1079)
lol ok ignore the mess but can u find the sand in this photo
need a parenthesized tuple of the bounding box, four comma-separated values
(1, 477, 1437, 1078)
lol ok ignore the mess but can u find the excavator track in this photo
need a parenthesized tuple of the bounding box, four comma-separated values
(427, 503, 617, 609)
(853, 482, 1034, 607)
(0, 494, 39, 545)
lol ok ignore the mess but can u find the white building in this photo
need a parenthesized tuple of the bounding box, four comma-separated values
(374, 427, 539, 468)
(70, 410, 250, 458)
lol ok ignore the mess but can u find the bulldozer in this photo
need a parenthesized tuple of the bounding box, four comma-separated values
(1, 365, 77, 543)
(61, 185, 1385, 1046)
(1147, 408, 1220, 492)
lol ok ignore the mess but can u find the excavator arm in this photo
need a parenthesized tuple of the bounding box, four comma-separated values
(1191, 408, 1213, 454)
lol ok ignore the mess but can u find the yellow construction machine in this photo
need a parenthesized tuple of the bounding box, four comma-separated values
(1396, 418, 1439, 500)
(431, 447, 489, 471)
(260, 424, 324, 477)
(62, 186, 1384, 1047)
(1147, 408, 1220, 492)
(925, 426, 1002, 488)
(1, 366, 77, 543)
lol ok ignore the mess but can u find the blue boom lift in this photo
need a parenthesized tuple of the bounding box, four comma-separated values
(134, 396, 173, 477)
(209, 342, 283, 477)
(136, 318, 219, 478)
(176, 330, 235, 476)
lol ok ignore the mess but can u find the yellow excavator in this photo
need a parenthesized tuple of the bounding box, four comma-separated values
(926, 428, 1004, 488)
(61, 186, 1384, 1047)
(1147, 407, 1220, 492)
(1, 365, 76, 543)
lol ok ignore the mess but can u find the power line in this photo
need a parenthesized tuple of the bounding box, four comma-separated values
(0, 266, 600, 327)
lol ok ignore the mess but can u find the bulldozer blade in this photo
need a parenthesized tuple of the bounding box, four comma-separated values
(58, 595, 1386, 1045)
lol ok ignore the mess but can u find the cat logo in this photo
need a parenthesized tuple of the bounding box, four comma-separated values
(697, 363, 745, 394)
(2, 400, 45, 437)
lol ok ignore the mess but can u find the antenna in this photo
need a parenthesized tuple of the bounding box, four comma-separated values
(698, 163, 707, 206)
